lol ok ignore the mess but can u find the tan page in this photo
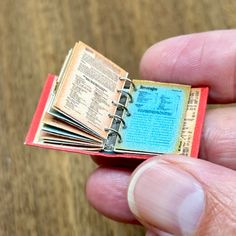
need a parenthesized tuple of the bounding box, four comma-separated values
(42, 113, 102, 143)
(179, 88, 201, 156)
(53, 42, 128, 139)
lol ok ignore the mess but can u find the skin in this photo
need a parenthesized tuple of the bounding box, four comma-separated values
(86, 30, 236, 235)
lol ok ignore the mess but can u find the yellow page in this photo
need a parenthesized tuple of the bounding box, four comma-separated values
(53, 42, 128, 139)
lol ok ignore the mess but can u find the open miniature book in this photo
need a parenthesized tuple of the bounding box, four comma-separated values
(25, 42, 208, 159)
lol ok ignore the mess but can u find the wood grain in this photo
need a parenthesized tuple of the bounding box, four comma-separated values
(0, 0, 236, 235)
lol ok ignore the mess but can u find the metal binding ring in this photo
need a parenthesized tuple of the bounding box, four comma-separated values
(111, 101, 131, 116)
(117, 89, 133, 103)
(104, 128, 122, 143)
(119, 77, 137, 91)
(108, 114, 127, 128)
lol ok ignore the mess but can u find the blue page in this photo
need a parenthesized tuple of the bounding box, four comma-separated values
(115, 80, 190, 154)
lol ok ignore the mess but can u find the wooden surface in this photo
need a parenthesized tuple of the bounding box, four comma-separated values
(1, 0, 236, 235)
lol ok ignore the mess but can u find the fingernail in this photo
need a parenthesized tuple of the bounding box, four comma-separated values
(128, 159, 205, 235)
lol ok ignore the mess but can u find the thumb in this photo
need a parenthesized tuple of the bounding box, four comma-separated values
(127, 156, 236, 236)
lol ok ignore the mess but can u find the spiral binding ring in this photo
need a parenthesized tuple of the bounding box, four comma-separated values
(104, 128, 122, 143)
(111, 101, 131, 116)
(117, 89, 133, 103)
(119, 77, 137, 91)
(108, 114, 127, 128)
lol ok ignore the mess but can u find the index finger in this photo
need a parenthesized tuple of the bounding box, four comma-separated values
(140, 30, 236, 103)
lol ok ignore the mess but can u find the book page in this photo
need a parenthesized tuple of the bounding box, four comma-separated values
(42, 113, 102, 143)
(53, 42, 128, 139)
(115, 80, 191, 154)
(179, 88, 202, 156)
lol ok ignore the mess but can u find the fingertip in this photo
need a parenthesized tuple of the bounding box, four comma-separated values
(139, 30, 236, 103)
(139, 42, 158, 81)
(127, 156, 205, 235)
(139, 35, 191, 83)
(91, 155, 143, 168)
(86, 167, 137, 223)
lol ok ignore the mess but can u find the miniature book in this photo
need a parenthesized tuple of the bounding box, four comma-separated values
(25, 42, 208, 159)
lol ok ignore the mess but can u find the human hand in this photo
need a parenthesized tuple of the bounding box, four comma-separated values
(86, 30, 236, 236)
